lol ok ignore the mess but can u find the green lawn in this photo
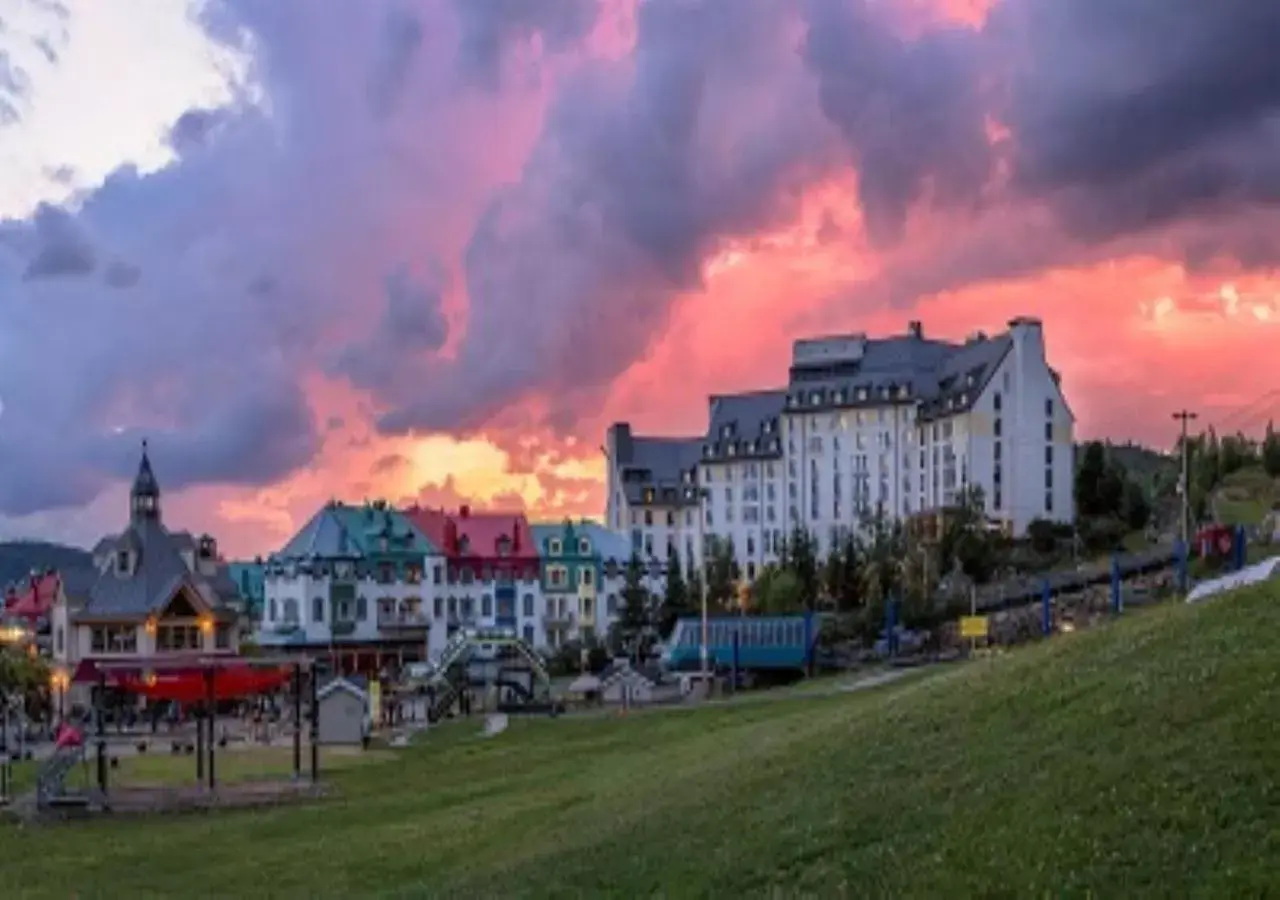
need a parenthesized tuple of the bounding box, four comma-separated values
(4, 588, 1280, 898)
(1214, 466, 1279, 526)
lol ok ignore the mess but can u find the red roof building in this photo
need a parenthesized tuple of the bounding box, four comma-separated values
(4, 570, 63, 623)
(401, 504, 539, 629)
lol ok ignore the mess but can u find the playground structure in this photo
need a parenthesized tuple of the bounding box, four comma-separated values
(415, 628, 559, 722)
(29, 655, 322, 817)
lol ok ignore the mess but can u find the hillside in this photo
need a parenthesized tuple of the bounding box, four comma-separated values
(0, 540, 92, 588)
(1213, 466, 1280, 527)
(1100, 441, 1179, 494)
(4, 585, 1279, 895)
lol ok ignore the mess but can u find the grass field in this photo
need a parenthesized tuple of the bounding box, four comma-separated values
(1214, 466, 1279, 526)
(4, 587, 1280, 898)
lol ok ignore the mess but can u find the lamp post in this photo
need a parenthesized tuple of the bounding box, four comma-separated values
(50, 670, 68, 727)
(697, 487, 710, 680)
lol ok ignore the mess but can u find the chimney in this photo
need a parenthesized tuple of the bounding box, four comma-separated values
(444, 518, 459, 555)
(907, 320, 923, 339)
(459, 504, 470, 518)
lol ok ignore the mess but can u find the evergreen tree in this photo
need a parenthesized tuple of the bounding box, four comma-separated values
(616, 551, 652, 659)
(1264, 421, 1280, 478)
(1074, 441, 1109, 518)
(657, 546, 691, 639)
(705, 537, 738, 609)
(1121, 479, 1152, 531)
(785, 525, 820, 610)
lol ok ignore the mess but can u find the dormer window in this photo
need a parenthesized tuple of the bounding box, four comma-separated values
(727, 444, 736, 456)
(898, 384, 910, 399)
(722, 425, 732, 438)
(703, 444, 711, 457)
(644, 488, 655, 503)
(857, 388, 868, 401)
(549, 538, 562, 556)
(810, 391, 821, 405)
(578, 538, 591, 555)
(115, 550, 130, 575)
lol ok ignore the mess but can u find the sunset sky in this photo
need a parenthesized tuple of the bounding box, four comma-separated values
(1, 0, 1279, 558)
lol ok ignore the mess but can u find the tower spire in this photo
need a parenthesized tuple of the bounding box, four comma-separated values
(130, 438, 161, 523)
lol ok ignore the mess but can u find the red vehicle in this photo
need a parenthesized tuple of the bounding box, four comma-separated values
(1195, 524, 1237, 560)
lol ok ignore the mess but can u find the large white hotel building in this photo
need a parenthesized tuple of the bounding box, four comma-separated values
(605, 318, 1075, 579)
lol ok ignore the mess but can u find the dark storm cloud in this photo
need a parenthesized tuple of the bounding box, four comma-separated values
(802, 0, 992, 244)
(993, 0, 1280, 242)
(19, 204, 96, 279)
(334, 266, 450, 393)
(451, 0, 599, 89)
(376, 0, 835, 435)
(801, 0, 1280, 294)
(367, 7, 424, 115)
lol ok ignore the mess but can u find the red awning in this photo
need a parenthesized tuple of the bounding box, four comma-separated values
(113, 667, 291, 702)
(72, 659, 291, 701)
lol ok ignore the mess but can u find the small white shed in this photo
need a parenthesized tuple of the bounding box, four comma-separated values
(316, 676, 369, 746)
(601, 661, 655, 706)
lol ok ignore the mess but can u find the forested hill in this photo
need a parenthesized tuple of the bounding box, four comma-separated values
(0, 540, 92, 588)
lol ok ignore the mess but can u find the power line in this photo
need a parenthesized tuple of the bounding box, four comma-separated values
(1173, 410, 1198, 547)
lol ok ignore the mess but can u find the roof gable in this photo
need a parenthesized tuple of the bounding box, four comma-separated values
(81, 518, 197, 619)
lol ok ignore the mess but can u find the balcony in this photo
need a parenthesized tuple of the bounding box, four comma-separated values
(378, 609, 430, 631)
(542, 610, 575, 628)
(270, 621, 301, 635)
(330, 620, 357, 637)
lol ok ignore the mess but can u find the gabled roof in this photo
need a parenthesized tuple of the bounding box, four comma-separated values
(529, 520, 634, 564)
(317, 675, 369, 702)
(573, 521, 633, 564)
(705, 390, 786, 459)
(275, 505, 365, 559)
(81, 518, 203, 620)
(402, 506, 534, 559)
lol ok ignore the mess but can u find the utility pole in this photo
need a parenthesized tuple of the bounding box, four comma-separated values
(1173, 410, 1198, 547)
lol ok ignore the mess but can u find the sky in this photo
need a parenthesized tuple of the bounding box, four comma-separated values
(1, 0, 1279, 557)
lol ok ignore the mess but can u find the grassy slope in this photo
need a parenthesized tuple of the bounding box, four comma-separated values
(5, 589, 1280, 898)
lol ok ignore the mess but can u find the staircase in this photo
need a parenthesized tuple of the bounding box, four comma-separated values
(427, 666, 463, 722)
(429, 630, 475, 682)
(35, 744, 86, 810)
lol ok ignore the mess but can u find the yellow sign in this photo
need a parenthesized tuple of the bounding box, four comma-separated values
(960, 616, 989, 639)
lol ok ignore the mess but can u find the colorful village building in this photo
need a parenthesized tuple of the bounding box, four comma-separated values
(49, 444, 243, 705)
(257, 500, 438, 676)
(529, 519, 662, 648)
(402, 505, 544, 648)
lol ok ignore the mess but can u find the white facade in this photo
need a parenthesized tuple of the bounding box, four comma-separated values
(607, 318, 1076, 576)
(259, 557, 448, 658)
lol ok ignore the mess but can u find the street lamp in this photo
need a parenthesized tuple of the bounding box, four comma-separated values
(696, 487, 710, 681)
(50, 669, 69, 726)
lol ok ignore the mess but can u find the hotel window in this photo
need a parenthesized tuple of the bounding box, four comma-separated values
(434, 597, 443, 617)
(482, 594, 493, 617)
(994, 418, 1003, 438)
(523, 624, 535, 644)
(312, 597, 324, 622)
(356, 596, 367, 620)
(1045, 445, 1054, 466)
(644, 510, 653, 526)
(433, 565, 443, 584)
(549, 539, 562, 556)
(523, 593, 534, 617)
(215, 624, 232, 650)
(1045, 491, 1054, 514)
(581, 567, 594, 586)
(549, 567, 566, 588)
(269, 598, 278, 621)
(993, 392, 1002, 412)
(1045, 398, 1054, 417)
(1044, 421, 1053, 441)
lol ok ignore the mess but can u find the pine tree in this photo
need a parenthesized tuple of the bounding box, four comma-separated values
(785, 526, 819, 610)
(1264, 421, 1280, 478)
(616, 551, 652, 659)
(658, 546, 691, 639)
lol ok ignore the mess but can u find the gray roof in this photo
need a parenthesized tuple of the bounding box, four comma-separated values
(60, 566, 98, 604)
(80, 518, 205, 620)
(275, 505, 363, 560)
(619, 436, 702, 507)
(705, 390, 786, 459)
(783, 330, 1012, 423)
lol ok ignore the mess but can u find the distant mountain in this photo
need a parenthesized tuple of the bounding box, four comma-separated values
(0, 540, 93, 589)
